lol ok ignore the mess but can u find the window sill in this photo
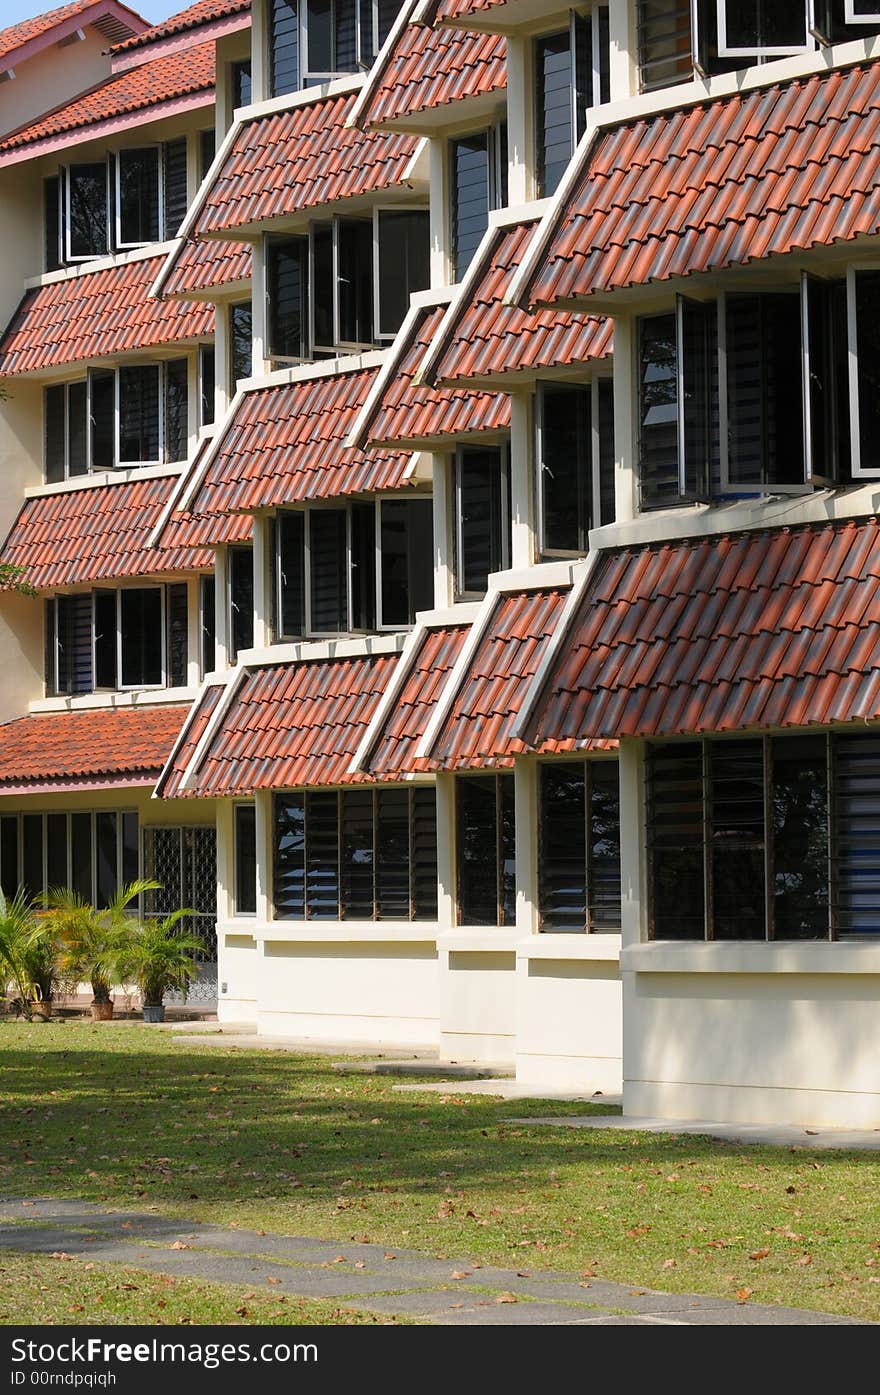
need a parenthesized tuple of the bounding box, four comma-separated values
(31, 687, 199, 714)
(622, 941, 880, 975)
(440, 929, 520, 953)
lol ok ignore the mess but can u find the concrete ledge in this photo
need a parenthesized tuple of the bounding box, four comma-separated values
(623, 942, 880, 975)
(520, 934, 621, 963)
(253, 923, 440, 945)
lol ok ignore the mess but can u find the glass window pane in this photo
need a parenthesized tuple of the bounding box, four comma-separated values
(721, 0, 808, 51)
(118, 147, 160, 245)
(44, 175, 61, 272)
(167, 583, 188, 688)
(458, 446, 506, 595)
(457, 777, 499, 926)
(539, 763, 587, 932)
(89, 370, 115, 470)
(119, 365, 161, 464)
(200, 574, 216, 676)
(1, 817, 19, 902)
(351, 502, 376, 631)
(268, 237, 308, 359)
(44, 600, 56, 697)
(44, 385, 66, 484)
(539, 383, 591, 554)
(647, 742, 704, 939)
(381, 497, 432, 627)
(95, 812, 117, 909)
(230, 547, 254, 659)
(163, 137, 188, 240)
(376, 788, 410, 919)
(340, 789, 374, 919)
(377, 209, 430, 338)
(164, 359, 188, 463)
(709, 739, 765, 940)
(235, 805, 257, 914)
(305, 791, 339, 919)
(725, 293, 803, 490)
(200, 127, 216, 179)
(230, 301, 253, 388)
(199, 345, 215, 427)
(68, 381, 87, 477)
(772, 736, 828, 940)
(312, 224, 334, 350)
(411, 787, 438, 920)
(22, 815, 43, 904)
(337, 218, 374, 346)
(121, 812, 138, 891)
(93, 590, 117, 690)
(500, 773, 516, 927)
(309, 509, 347, 633)
(855, 270, 880, 474)
(638, 314, 678, 509)
(70, 814, 92, 903)
(120, 588, 163, 687)
(637, 0, 693, 92)
(306, 0, 333, 74)
(270, 0, 299, 96)
(274, 794, 306, 919)
(451, 133, 489, 282)
(232, 59, 252, 107)
(536, 30, 573, 198)
(597, 378, 615, 527)
(334, 0, 357, 69)
(68, 162, 107, 257)
(279, 512, 305, 637)
(46, 813, 67, 894)
(589, 760, 621, 931)
(56, 594, 93, 696)
(833, 734, 880, 936)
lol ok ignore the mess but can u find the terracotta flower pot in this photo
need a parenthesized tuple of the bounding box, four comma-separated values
(30, 1000, 52, 1022)
(91, 1001, 114, 1022)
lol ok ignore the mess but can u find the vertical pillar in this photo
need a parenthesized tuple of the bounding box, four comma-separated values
(618, 739, 646, 950)
(254, 788, 271, 924)
(251, 238, 268, 375)
(432, 453, 454, 608)
(250, 0, 269, 106)
(214, 301, 232, 420)
(612, 312, 637, 524)
(214, 546, 229, 669)
(435, 772, 455, 933)
(429, 138, 451, 290)
(509, 390, 535, 570)
(186, 575, 201, 687)
(252, 512, 271, 651)
(608, 0, 638, 103)
(505, 34, 533, 207)
(514, 756, 539, 937)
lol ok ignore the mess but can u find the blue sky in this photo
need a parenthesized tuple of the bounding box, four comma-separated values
(2, 0, 173, 27)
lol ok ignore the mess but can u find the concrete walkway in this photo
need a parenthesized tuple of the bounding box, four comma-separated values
(0, 1198, 862, 1326)
(506, 1113, 880, 1151)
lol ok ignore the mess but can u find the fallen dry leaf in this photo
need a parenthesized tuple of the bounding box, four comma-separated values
(169, 1241, 191, 1251)
(735, 1288, 752, 1304)
(496, 1293, 518, 1304)
(749, 1248, 771, 1261)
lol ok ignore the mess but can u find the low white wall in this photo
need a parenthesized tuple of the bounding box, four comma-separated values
(622, 944, 880, 1127)
(515, 936, 623, 1093)
(438, 938, 517, 1064)
(217, 931, 259, 1024)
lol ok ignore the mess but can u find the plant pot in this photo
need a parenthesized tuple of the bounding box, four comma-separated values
(91, 1000, 114, 1022)
(142, 1004, 165, 1024)
(30, 1000, 52, 1022)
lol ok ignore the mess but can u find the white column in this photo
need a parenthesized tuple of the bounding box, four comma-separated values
(514, 756, 539, 937)
(252, 512, 272, 650)
(186, 348, 200, 458)
(505, 34, 533, 207)
(185, 131, 201, 210)
(618, 738, 646, 949)
(214, 545, 230, 668)
(254, 787, 271, 923)
(428, 137, 451, 290)
(214, 301, 232, 420)
(432, 452, 454, 608)
(186, 576, 201, 687)
(612, 312, 637, 524)
(608, 0, 638, 102)
(215, 798, 234, 924)
(250, 237, 268, 375)
(250, 0, 269, 105)
(435, 772, 455, 933)
(509, 390, 536, 570)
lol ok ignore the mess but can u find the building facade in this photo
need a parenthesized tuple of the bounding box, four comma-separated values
(3, 0, 880, 1125)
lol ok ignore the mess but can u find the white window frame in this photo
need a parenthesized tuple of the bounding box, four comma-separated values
(117, 585, 167, 691)
(846, 263, 880, 479)
(227, 544, 254, 659)
(716, 0, 814, 58)
(844, 0, 880, 21)
(333, 215, 375, 354)
(454, 442, 511, 599)
(301, 0, 349, 85)
(232, 801, 258, 917)
(800, 270, 839, 486)
(64, 159, 111, 263)
(114, 144, 164, 252)
(535, 379, 607, 560)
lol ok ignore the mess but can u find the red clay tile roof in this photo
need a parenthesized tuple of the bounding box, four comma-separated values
(429, 586, 575, 770)
(160, 238, 252, 300)
(427, 220, 612, 387)
(362, 22, 506, 129)
(367, 624, 470, 775)
(182, 653, 402, 796)
(0, 476, 219, 590)
(0, 704, 188, 791)
(0, 0, 143, 66)
(434, 0, 506, 18)
(360, 304, 510, 448)
(0, 254, 214, 376)
(156, 682, 222, 798)
(0, 41, 215, 153)
(524, 59, 880, 311)
(113, 0, 249, 52)
(525, 518, 880, 747)
(191, 91, 421, 238)
(182, 367, 415, 522)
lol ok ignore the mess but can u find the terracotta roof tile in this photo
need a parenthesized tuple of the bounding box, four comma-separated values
(429, 220, 612, 387)
(368, 624, 470, 775)
(192, 90, 421, 238)
(0, 254, 214, 377)
(526, 518, 880, 747)
(434, 0, 506, 18)
(113, 0, 249, 52)
(0, 703, 188, 791)
(363, 22, 506, 128)
(0, 0, 136, 65)
(160, 238, 252, 300)
(527, 59, 880, 309)
(0, 41, 215, 153)
(183, 654, 401, 796)
(362, 303, 510, 447)
(156, 682, 222, 798)
(183, 367, 415, 522)
(0, 475, 221, 589)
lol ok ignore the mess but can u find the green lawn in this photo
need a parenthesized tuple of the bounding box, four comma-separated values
(1, 1022, 879, 1322)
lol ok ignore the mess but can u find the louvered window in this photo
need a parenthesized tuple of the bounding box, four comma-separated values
(166, 583, 189, 689)
(450, 124, 507, 282)
(199, 345, 215, 428)
(638, 314, 679, 510)
(231, 59, 252, 107)
(163, 137, 188, 239)
(164, 358, 189, 464)
(54, 594, 92, 696)
(49, 362, 187, 480)
(535, 8, 610, 198)
(270, 0, 300, 96)
(456, 775, 516, 927)
(273, 788, 438, 921)
(455, 445, 511, 597)
(538, 760, 621, 933)
(537, 379, 615, 557)
(1, 809, 138, 909)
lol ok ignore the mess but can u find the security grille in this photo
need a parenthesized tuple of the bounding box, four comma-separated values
(143, 826, 217, 1003)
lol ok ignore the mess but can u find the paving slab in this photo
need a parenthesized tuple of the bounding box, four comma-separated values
(506, 1114, 880, 1151)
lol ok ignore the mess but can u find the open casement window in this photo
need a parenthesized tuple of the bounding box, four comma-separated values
(375, 207, 430, 340)
(843, 0, 880, 22)
(267, 235, 309, 363)
(273, 787, 437, 922)
(49, 586, 180, 695)
(455, 774, 516, 928)
(455, 445, 511, 598)
(535, 10, 610, 198)
(229, 546, 254, 660)
(847, 267, 880, 478)
(537, 378, 615, 558)
(715, 0, 812, 55)
(449, 124, 507, 283)
(229, 301, 253, 389)
(721, 291, 805, 494)
(44, 381, 88, 484)
(538, 760, 621, 933)
(234, 803, 257, 915)
(802, 272, 849, 485)
(1, 809, 138, 910)
(309, 218, 374, 355)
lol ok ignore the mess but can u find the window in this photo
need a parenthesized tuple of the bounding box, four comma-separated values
(537, 379, 614, 556)
(269, 0, 397, 97)
(44, 175, 61, 273)
(44, 382, 87, 483)
(456, 775, 515, 927)
(231, 58, 252, 108)
(637, 0, 695, 91)
(234, 804, 257, 914)
(849, 268, 880, 476)
(275, 498, 431, 639)
(455, 445, 511, 597)
(273, 787, 437, 921)
(376, 208, 430, 339)
(44, 361, 188, 481)
(142, 825, 217, 961)
(67, 161, 109, 260)
(200, 574, 216, 676)
(229, 301, 253, 388)
(55, 140, 188, 265)
(538, 760, 621, 933)
(267, 236, 309, 361)
(716, 0, 810, 56)
(535, 8, 610, 197)
(229, 546, 254, 661)
(199, 345, 215, 428)
(450, 124, 507, 282)
(119, 365, 161, 466)
(199, 127, 216, 179)
(0, 809, 138, 909)
(46, 585, 187, 696)
(644, 734, 870, 940)
(117, 147, 160, 248)
(163, 137, 188, 240)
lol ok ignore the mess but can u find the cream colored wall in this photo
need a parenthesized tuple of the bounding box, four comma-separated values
(439, 944, 517, 1063)
(0, 31, 110, 140)
(0, 784, 216, 823)
(0, 166, 43, 324)
(516, 939, 622, 1092)
(218, 931, 258, 1022)
(0, 374, 48, 725)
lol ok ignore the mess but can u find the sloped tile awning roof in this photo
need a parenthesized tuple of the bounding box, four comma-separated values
(523, 517, 880, 749)
(354, 303, 511, 449)
(357, 19, 506, 130)
(0, 475, 244, 591)
(157, 682, 223, 798)
(366, 623, 471, 776)
(169, 653, 403, 797)
(112, 0, 250, 53)
(158, 238, 252, 301)
(0, 704, 189, 794)
(0, 0, 144, 71)
(425, 219, 612, 388)
(0, 255, 214, 377)
(521, 57, 880, 312)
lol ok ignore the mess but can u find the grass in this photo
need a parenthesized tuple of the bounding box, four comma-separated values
(1, 1022, 879, 1322)
(0, 1251, 396, 1325)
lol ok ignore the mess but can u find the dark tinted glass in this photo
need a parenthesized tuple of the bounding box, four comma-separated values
(274, 793, 306, 918)
(68, 380, 88, 477)
(119, 365, 160, 464)
(230, 301, 253, 387)
(120, 587, 163, 687)
(376, 788, 410, 919)
(855, 271, 880, 473)
(340, 789, 374, 919)
(309, 509, 347, 632)
(647, 742, 704, 939)
(589, 760, 621, 931)
(411, 787, 438, 920)
(833, 735, 880, 936)
(68, 162, 107, 257)
(167, 583, 188, 688)
(458, 446, 506, 595)
(46, 813, 67, 893)
(93, 590, 117, 689)
(450, 133, 489, 281)
(539, 763, 586, 932)
(0, 818, 18, 901)
(351, 502, 376, 631)
(163, 137, 188, 239)
(268, 237, 308, 359)
(457, 777, 498, 926)
(271, 0, 299, 95)
(200, 345, 215, 427)
(89, 370, 115, 470)
(637, 0, 693, 92)
(638, 314, 678, 509)
(22, 815, 43, 904)
(381, 497, 432, 626)
(772, 736, 828, 940)
(230, 547, 254, 659)
(305, 791, 339, 919)
(95, 812, 117, 908)
(337, 217, 373, 345)
(165, 359, 189, 462)
(724, 0, 806, 49)
(709, 739, 765, 940)
(536, 30, 573, 197)
(311, 223, 334, 350)
(44, 175, 61, 272)
(540, 383, 591, 554)
(200, 574, 216, 675)
(70, 814, 92, 903)
(278, 511, 305, 637)
(118, 147, 160, 245)
(235, 805, 257, 914)
(44, 385, 66, 484)
(377, 208, 430, 337)
(56, 594, 93, 696)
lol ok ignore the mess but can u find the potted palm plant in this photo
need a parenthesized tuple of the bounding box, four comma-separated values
(120, 907, 202, 1023)
(41, 880, 157, 1021)
(0, 890, 59, 1020)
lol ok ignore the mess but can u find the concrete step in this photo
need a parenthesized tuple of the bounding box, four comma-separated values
(333, 1059, 514, 1080)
